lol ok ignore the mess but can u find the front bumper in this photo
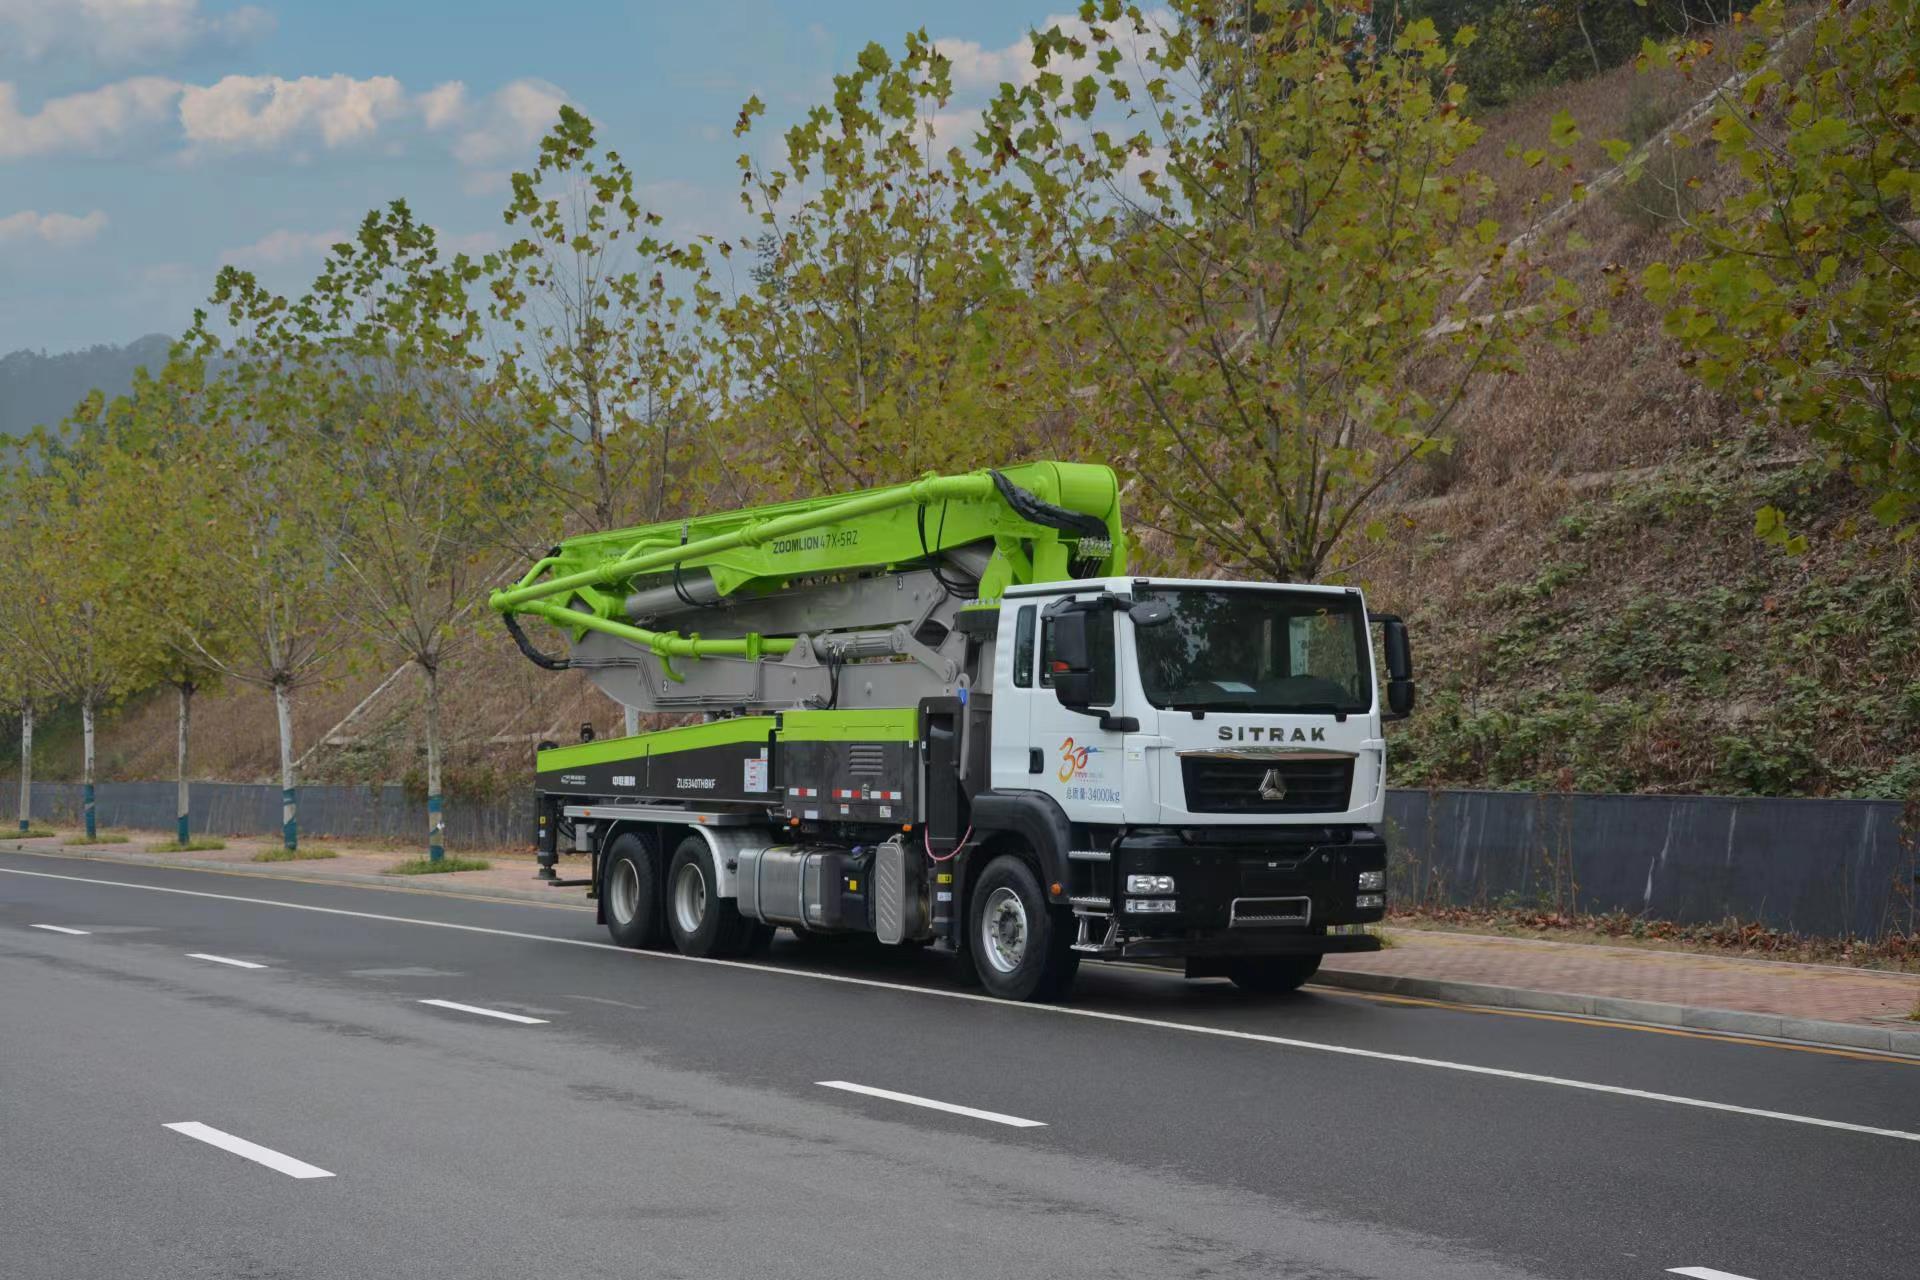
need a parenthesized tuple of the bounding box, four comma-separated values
(1069, 825, 1387, 957)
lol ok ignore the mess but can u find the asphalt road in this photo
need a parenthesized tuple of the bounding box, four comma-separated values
(3, 848, 1915, 1280)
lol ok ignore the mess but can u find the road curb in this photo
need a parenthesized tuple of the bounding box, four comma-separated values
(1313, 967, 1920, 1056)
(0, 841, 595, 911)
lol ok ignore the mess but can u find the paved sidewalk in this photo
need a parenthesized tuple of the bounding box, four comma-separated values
(1321, 927, 1920, 1053)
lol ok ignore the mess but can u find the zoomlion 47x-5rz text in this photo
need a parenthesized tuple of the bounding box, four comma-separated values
(490, 461, 1416, 1000)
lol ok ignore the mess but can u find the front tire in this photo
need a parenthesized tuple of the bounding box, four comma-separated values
(1228, 954, 1322, 994)
(602, 834, 666, 949)
(968, 853, 1078, 1001)
(666, 836, 753, 958)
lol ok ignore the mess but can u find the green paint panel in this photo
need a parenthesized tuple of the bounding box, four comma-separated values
(537, 716, 777, 771)
(779, 709, 919, 742)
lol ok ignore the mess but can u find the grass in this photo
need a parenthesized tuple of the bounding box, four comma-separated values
(150, 838, 227, 853)
(62, 834, 130, 846)
(384, 856, 491, 876)
(251, 847, 340, 862)
(11, 826, 56, 839)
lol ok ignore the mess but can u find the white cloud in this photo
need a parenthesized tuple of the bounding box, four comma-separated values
(0, 75, 181, 158)
(0, 208, 109, 246)
(453, 78, 568, 168)
(935, 8, 1171, 93)
(0, 0, 272, 66)
(0, 72, 565, 166)
(218, 226, 344, 267)
(418, 80, 467, 131)
(180, 73, 410, 150)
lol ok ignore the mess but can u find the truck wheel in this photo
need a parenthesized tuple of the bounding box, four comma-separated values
(603, 834, 665, 949)
(666, 836, 752, 958)
(968, 854, 1078, 1002)
(1228, 954, 1322, 994)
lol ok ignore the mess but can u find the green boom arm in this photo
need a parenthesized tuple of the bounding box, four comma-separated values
(488, 461, 1128, 664)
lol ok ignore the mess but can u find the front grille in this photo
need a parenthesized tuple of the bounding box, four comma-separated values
(1230, 896, 1313, 927)
(1180, 755, 1354, 814)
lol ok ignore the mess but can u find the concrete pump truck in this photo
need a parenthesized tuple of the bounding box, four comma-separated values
(490, 461, 1415, 1001)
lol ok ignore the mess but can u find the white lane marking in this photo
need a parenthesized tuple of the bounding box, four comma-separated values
(1668, 1269, 1760, 1279)
(188, 953, 266, 969)
(418, 998, 548, 1025)
(162, 1122, 334, 1179)
(818, 1080, 1046, 1128)
(8, 865, 1918, 1146)
(30, 923, 90, 935)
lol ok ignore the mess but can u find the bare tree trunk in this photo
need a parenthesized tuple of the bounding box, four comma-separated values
(175, 681, 194, 845)
(423, 661, 444, 863)
(17, 702, 32, 834)
(274, 680, 298, 851)
(81, 695, 96, 840)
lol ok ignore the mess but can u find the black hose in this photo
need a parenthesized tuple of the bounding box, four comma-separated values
(503, 613, 571, 671)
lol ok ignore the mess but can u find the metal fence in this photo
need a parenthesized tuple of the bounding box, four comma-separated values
(1, 781, 532, 853)
(1384, 789, 1917, 939)
(5, 780, 1914, 937)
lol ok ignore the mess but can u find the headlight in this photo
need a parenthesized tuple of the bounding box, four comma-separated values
(1357, 870, 1385, 891)
(1126, 898, 1177, 914)
(1356, 893, 1385, 910)
(1126, 874, 1176, 894)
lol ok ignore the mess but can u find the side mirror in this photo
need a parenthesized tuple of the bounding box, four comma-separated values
(1377, 614, 1417, 721)
(1128, 598, 1174, 628)
(1047, 607, 1093, 709)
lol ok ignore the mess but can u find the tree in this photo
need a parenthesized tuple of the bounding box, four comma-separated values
(488, 106, 720, 533)
(305, 202, 531, 863)
(98, 355, 232, 846)
(186, 278, 350, 851)
(7, 429, 161, 840)
(1640, 0, 1920, 548)
(980, 0, 1591, 582)
(0, 467, 48, 834)
(720, 33, 1054, 493)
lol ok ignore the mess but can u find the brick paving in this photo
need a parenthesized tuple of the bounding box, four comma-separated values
(1323, 927, 1920, 1027)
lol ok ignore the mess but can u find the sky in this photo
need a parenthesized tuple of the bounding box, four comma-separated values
(0, 0, 1082, 354)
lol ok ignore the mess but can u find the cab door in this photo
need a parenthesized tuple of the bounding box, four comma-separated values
(987, 600, 1044, 790)
(1029, 602, 1127, 825)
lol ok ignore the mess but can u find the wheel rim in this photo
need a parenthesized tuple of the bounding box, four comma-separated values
(672, 859, 708, 936)
(980, 886, 1028, 974)
(609, 857, 639, 925)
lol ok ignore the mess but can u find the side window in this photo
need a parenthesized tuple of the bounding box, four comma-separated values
(1012, 605, 1036, 688)
(1040, 612, 1116, 707)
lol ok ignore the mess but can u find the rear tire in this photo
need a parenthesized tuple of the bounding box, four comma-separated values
(602, 833, 666, 949)
(666, 836, 753, 958)
(1228, 954, 1321, 994)
(967, 853, 1078, 1002)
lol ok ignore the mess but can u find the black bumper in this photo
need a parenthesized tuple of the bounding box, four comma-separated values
(1071, 825, 1387, 957)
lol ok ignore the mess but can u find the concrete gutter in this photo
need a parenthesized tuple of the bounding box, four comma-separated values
(1313, 967, 1920, 1058)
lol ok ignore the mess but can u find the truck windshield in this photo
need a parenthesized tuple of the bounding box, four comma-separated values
(1133, 587, 1371, 714)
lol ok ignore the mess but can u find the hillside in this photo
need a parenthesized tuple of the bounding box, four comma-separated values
(9, 9, 1914, 803)
(0, 335, 176, 439)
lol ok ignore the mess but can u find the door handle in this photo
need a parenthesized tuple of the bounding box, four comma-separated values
(1028, 748, 1044, 774)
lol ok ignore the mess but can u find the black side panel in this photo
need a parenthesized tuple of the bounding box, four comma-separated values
(537, 739, 777, 805)
(968, 789, 1075, 903)
(918, 697, 963, 851)
(778, 739, 917, 824)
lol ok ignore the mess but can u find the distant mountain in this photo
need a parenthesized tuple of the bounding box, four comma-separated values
(0, 334, 176, 439)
